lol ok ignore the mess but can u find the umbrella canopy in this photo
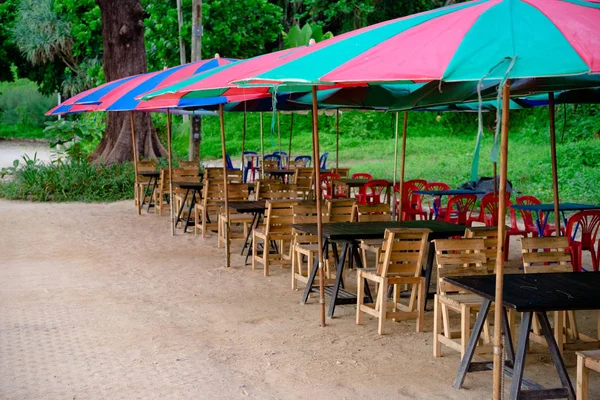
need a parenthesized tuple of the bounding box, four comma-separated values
(47, 57, 234, 115)
(235, 0, 600, 86)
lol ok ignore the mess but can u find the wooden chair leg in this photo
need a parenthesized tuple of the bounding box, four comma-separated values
(356, 272, 364, 325)
(433, 294, 442, 357)
(291, 247, 298, 290)
(378, 277, 388, 335)
(217, 216, 223, 248)
(577, 352, 589, 400)
(251, 233, 258, 271)
(441, 303, 451, 339)
(201, 209, 207, 239)
(194, 207, 199, 236)
(461, 304, 471, 358)
(416, 278, 425, 333)
(263, 238, 270, 277)
(554, 310, 565, 356)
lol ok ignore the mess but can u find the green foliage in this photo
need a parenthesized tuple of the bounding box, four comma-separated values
(0, 157, 135, 202)
(43, 115, 104, 162)
(282, 22, 333, 48)
(0, 74, 56, 127)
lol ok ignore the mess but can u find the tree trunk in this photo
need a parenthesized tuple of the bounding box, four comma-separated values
(92, 0, 166, 163)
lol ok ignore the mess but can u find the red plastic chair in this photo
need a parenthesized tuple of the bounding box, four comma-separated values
(423, 182, 450, 220)
(516, 195, 558, 237)
(405, 179, 427, 211)
(350, 172, 373, 199)
(357, 180, 390, 205)
(394, 183, 427, 220)
(320, 173, 344, 199)
(566, 210, 600, 272)
(443, 194, 477, 225)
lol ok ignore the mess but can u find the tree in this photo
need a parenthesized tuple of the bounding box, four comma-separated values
(93, 0, 166, 163)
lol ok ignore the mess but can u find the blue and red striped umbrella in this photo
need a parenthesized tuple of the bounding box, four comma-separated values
(46, 57, 235, 116)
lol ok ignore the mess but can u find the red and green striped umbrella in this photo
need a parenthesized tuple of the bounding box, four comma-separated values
(235, 0, 600, 86)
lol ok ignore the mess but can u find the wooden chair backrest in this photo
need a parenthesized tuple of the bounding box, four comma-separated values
(292, 204, 330, 243)
(378, 228, 431, 277)
(264, 200, 300, 236)
(327, 198, 357, 222)
(203, 167, 223, 180)
(264, 184, 301, 200)
(330, 168, 350, 179)
(137, 160, 156, 173)
(158, 169, 170, 191)
(226, 183, 251, 202)
(255, 179, 282, 200)
(201, 179, 224, 207)
(521, 236, 573, 273)
(465, 226, 504, 272)
(355, 204, 392, 222)
(261, 160, 279, 170)
(172, 167, 199, 181)
(178, 160, 197, 168)
(434, 238, 487, 294)
(288, 160, 305, 170)
(294, 167, 314, 198)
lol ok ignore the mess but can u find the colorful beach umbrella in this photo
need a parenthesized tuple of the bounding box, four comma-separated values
(235, 0, 600, 86)
(46, 57, 234, 116)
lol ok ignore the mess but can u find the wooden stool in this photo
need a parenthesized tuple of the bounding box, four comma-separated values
(577, 350, 600, 400)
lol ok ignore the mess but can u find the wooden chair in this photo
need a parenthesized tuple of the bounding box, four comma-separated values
(254, 179, 282, 200)
(293, 167, 314, 199)
(135, 160, 156, 207)
(521, 237, 600, 354)
(217, 183, 253, 248)
(194, 179, 223, 239)
(357, 228, 430, 335)
(172, 167, 201, 219)
(203, 167, 243, 183)
(287, 160, 306, 170)
(577, 350, 600, 400)
(433, 238, 492, 358)
(354, 204, 393, 269)
(291, 204, 332, 290)
(153, 169, 171, 216)
(330, 168, 350, 179)
(252, 199, 300, 276)
(326, 198, 357, 223)
(178, 160, 197, 168)
(465, 226, 504, 273)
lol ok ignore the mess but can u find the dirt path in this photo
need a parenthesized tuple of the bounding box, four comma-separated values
(1, 199, 598, 399)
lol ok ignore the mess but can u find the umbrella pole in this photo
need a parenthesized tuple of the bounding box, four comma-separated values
(549, 92, 561, 235)
(167, 109, 174, 237)
(492, 80, 510, 400)
(130, 111, 141, 216)
(288, 113, 294, 161)
(392, 112, 399, 220)
(398, 111, 408, 222)
(335, 110, 340, 170)
(311, 87, 326, 328)
(240, 110, 247, 181)
(219, 104, 230, 268)
(260, 112, 265, 179)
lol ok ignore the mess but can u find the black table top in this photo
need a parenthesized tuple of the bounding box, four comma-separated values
(291, 220, 466, 241)
(511, 203, 600, 212)
(334, 178, 393, 186)
(444, 273, 600, 312)
(264, 169, 296, 175)
(415, 189, 486, 196)
(138, 171, 160, 177)
(228, 199, 325, 213)
(175, 182, 204, 190)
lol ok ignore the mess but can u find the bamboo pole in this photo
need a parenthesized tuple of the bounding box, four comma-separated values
(219, 105, 230, 268)
(397, 111, 408, 222)
(549, 92, 561, 235)
(288, 113, 294, 161)
(260, 112, 265, 179)
(492, 80, 510, 400)
(240, 110, 247, 181)
(335, 110, 340, 169)
(130, 111, 141, 215)
(311, 87, 326, 327)
(167, 109, 174, 236)
(392, 112, 400, 221)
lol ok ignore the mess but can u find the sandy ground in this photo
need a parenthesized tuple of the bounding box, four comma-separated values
(1, 199, 599, 399)
(0, 141, 52, 169)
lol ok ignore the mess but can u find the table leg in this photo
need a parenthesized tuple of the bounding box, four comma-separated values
(183, 189, 198, 233)
(175, 188, 190, 228)
(327, 242, 350, 318)
(423, 243, 436, 310)
(510, 311, 533, 399)
(301, 239, 334, 305)
(241, 212, 259, 256)
(351, 243, 372, 303)
(537, 311, 576, 399)
(147, 176, 158, 212)
(502, 307, 515, 366)
(453, 299, 492, 389)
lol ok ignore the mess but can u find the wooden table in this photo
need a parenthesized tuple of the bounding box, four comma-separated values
(174, 181, 204, 233)
(415, 189, 486, 219)
(138, 170, 160, 212)
(292, 220, 466, 317)
(511, 203, 600, 237)
(448, 273, 600, 399)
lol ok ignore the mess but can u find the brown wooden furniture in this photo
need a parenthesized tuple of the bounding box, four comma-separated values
(291, 204, 331, 290)
(465, 226, 504, 273)
(135, 161, 157, 208)
(195, 179, 223, 239)
(330, 167, 350, 179)
(326, 198, 357, 223)
(357, 228, 430, 335)
(433, 238, 492, 358)
(293, 167, 314, 199)
(577, 350, 600, 400)
(173, 167, 201, 219)
(252, 199, 300, 276)
(217, 184, 253, 248)
(178, 160, 198, 168)
(203, 167, 242, 183)
(153, 169, 171, 216)
(355, 204, 393, 269)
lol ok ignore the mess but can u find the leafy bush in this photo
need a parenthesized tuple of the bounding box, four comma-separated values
(43, 115, 104, 162)
(0, 75, 56, 129)
(0, 157, 134, 202)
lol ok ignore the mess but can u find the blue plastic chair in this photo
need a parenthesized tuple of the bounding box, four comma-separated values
(294, 155, 312, 167)
(319, 152, 329, 170)
(264, 154, 282, 169)
(225, 154, 239, 171)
